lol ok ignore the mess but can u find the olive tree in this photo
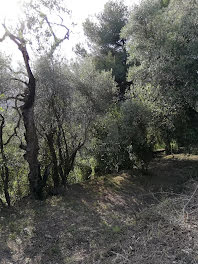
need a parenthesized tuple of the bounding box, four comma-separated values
(35, 57, 116, 190)
(0, 0, 70, 199)
(122, 0, 198, 152)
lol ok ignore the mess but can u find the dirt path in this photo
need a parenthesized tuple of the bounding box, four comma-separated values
(143, 154, 198, 190)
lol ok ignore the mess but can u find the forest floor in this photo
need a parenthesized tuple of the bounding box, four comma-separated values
(1, 154, 198, 264)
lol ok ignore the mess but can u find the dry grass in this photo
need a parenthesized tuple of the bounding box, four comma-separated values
(0, 154, 198, 263)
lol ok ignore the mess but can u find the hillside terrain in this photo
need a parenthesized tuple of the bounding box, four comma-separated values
(1, 154, 198, 264)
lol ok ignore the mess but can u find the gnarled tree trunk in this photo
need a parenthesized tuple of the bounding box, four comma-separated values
(6, 31, 43, 199)
(46, 132, 60, 190)
(22, 106, 42, 198)
(0, 115, 11, 206)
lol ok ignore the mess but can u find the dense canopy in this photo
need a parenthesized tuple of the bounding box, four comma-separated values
(0, 0, 197, 205)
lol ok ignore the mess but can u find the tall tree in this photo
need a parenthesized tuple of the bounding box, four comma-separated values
(35, 57, 116, 190)
(0, 0, 70, 199)
(122, 0, 198, 151)
(83, 1, 130, 99)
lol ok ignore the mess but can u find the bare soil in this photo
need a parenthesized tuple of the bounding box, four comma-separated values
(0, 154, 198, 264)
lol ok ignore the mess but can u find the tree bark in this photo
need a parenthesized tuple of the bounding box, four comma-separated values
(22, 106, 43, 199)
(1, 17, 70, 199)
(165, 140, 171, 155)
(0, 115, 11, 206)
(57, 131, 67, 186)
(46, 132, 60, 189)
(5, 30, 43, 199)
(1, 167, 11, 207)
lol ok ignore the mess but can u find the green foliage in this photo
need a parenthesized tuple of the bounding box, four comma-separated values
(83, 1, 128, 50)
(0, 110, 28, 204)
(83, 1, 129, 93)
(161, 0, 170, 8)
(72, 156, 93, 182)
(1, 0, 198, 202)
(68, 160, 92, 184)
(122, 0, 198, 150)
(74, 43, 87, 58)
(112, 225, 121, 233)
(72, 58, 116, 114)
(35, 56, 116, 187)
(21, 0, 71, 55)
(93, 100, 154, 172)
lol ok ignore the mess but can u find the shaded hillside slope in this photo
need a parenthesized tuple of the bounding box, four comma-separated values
(0, 154, 198, 264)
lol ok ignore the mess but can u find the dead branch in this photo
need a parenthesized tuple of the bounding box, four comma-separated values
(47, 20, 69, 55)
(6, 96, 24, 102)
(6, 93, 25, 102)
(0, 32, 7, 42)
(44, 15, 58, 41)
(11, 78, 28, 87)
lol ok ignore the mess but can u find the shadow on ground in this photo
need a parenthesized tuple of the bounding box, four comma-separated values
(0, 174, 152, 264)
(140, 154, 198, 191)
(0, 154, 198, 263)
